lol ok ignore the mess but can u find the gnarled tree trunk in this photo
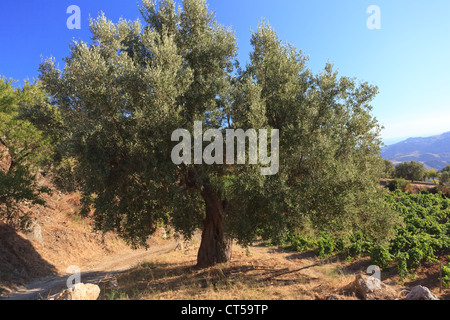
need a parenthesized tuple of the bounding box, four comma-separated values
(196, 184, 232, 268)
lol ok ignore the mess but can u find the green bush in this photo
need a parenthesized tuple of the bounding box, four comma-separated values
(434, 185, 450, 197)
(317, 233, 336, 258)
(442, 263, 450, 288)
(287, 233, 317, 253)
(370, 244, 393, 269)
(406, 247, 425, 269)
(347, 232, 372, 258)
(387, 179, 411, 192)
(397, 252, 409, 278)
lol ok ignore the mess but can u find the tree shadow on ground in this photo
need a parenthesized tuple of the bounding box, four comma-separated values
(0, 222, 57, 296)
(98, 259, 325, 300)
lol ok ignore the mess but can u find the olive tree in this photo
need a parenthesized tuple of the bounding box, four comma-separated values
(394, 161, 426, 183)
(39, 0, 396, 268)
(440, 165, 450, 185)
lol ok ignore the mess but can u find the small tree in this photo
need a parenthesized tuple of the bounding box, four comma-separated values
(394, 161, 426, 183)
(426, 168, 437, 180)
(440, 168, 450, 185)
(441, 165, 450, 175)
(0, 78, 52, 223)
(425, 168, 438, 184)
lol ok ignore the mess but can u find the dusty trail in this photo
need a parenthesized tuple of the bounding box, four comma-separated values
(1, 241, 177, 300)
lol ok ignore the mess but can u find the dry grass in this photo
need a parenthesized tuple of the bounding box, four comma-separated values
(99, 242, 363, 301)
(19, 182, 130, 274)
(99, 237, 450, 301)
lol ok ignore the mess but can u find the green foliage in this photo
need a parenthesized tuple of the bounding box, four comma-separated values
(381, 159, 395, 179)
(384, 191, 450, 277)
(434, 185, 450, 197)
(0, 78, 53, 223)
(287, 233, 317, 253)
(369, 243, 393, 269)
(387, 178, 412, 192)
(347, 232, 372, 258)
(442, 262, 450, 288)
(0, 165, 51, 222)
(50, 157, 81, 193)
(426, 168, 438, 181)
(394, 161, 426, 182)
(396, 252, 409, 279)
(439, 169, 450, 185)
(316, 233, 337, 258)
(0, 79, 53, 169)
(16, 80, 64, 145)
(39, 0, 395, 259)
(284, 191, 450, 279)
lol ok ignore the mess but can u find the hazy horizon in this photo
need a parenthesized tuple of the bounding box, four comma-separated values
(383, 130, 450, 146)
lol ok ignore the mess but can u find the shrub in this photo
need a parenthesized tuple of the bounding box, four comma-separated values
(407, 247, 425, 269)
(347, 232, 372, 258)
(442, 263, 450, 288)
(287, 233, 317, 253)
(434, 185, 450, 197)
(397, 252, 409, 278)
(370, 243, 393, 269)
(317, 233, 336, 258)
(387, 179, 412, 192)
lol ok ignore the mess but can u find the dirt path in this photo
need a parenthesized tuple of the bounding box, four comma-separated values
(1, 241, 178, 300)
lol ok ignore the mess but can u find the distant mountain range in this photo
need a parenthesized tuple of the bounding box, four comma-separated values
(381, 131, 450, 170)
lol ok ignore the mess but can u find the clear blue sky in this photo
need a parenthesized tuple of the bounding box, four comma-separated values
(1, 0, 450, 145)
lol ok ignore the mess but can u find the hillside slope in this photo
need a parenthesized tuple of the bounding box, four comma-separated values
(382, 131, 450, 169)
(0, 175, 132, 296)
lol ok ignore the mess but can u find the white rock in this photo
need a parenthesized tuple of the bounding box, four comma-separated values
(405, 285, 439, 300)
(351, 274, 399, 300)
(54, 283, 101, 300)
(21, 218, 43, 243)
